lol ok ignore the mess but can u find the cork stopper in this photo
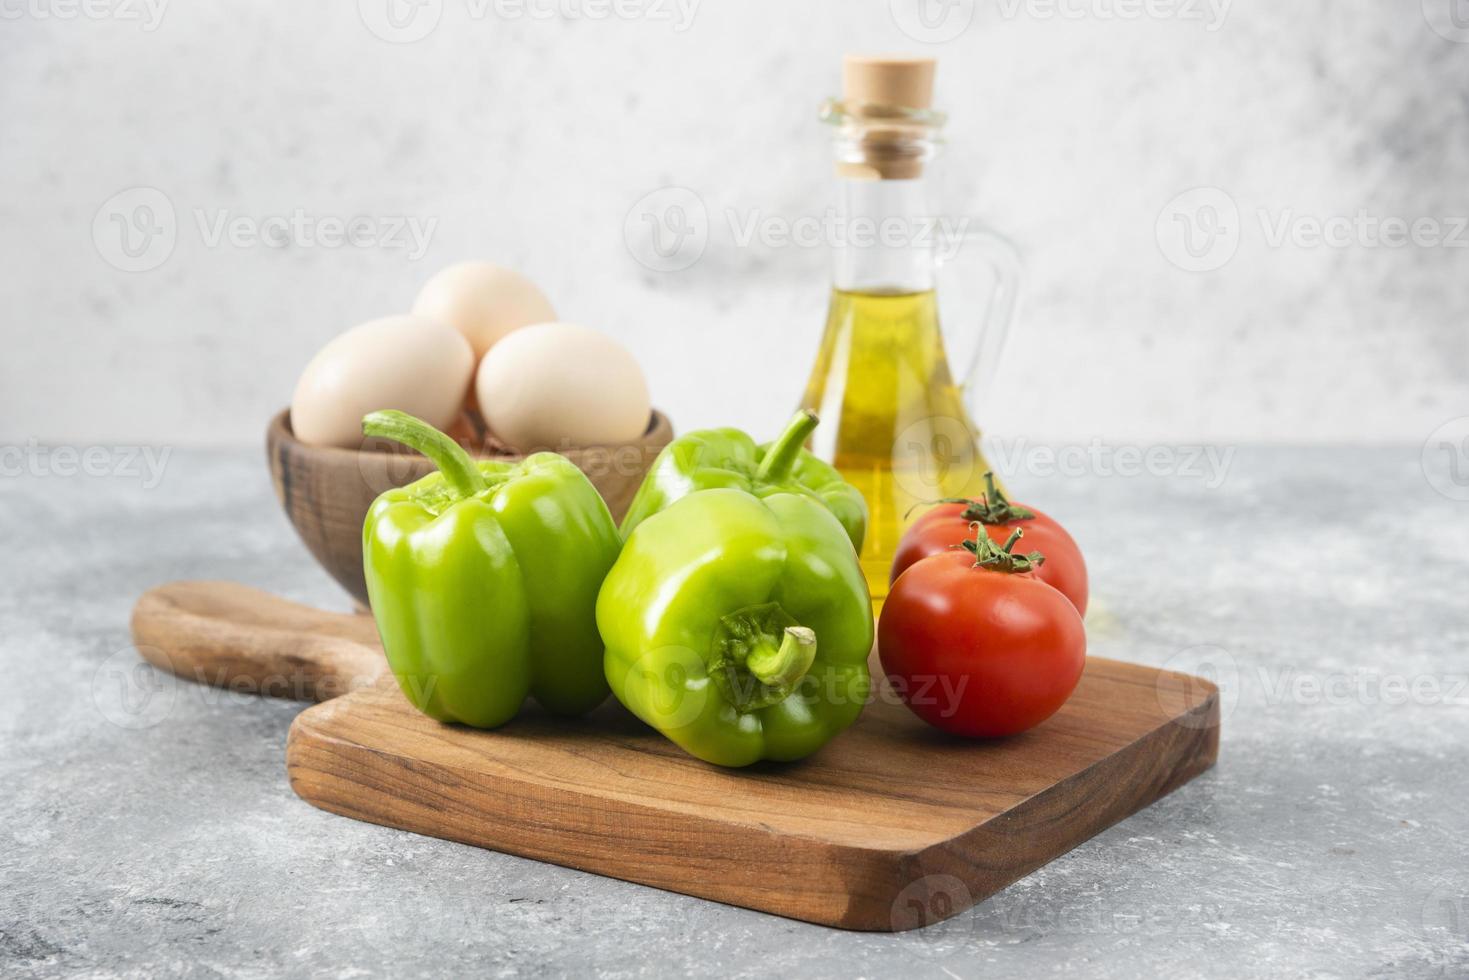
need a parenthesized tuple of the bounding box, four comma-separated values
(842, 55, 935, 113)
(834, 55, 939, 180)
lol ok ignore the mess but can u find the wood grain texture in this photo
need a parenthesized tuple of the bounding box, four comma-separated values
(266, 408, 674, 606)
(131, 581, 385, 702)
(130, 579, 1218, 931)
(286, 659, 1218, 931)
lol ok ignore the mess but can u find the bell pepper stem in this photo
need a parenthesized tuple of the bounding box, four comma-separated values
(746, 626, 817, 690)
(755, 410, 820, 483)
(362, 410, 486, 498)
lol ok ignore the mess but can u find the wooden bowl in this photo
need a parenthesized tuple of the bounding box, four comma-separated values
(266, 408, 674, 607)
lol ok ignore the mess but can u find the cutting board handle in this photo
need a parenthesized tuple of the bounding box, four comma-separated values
(130, 581, 386, 702)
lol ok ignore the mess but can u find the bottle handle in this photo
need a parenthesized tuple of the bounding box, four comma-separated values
(936, 226, 1024, 420)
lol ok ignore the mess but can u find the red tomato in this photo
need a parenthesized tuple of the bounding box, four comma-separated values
(891, 499, 1088, 616)
(879, 548, 1087, 738)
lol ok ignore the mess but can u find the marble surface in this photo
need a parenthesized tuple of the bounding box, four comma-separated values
(3, 1, 1468, 448)
(2, 445, 1466, 978)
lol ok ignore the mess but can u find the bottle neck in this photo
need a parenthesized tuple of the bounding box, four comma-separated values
(832, 176, 937, 295)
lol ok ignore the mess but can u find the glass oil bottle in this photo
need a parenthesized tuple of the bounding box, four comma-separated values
(800, 56, 1022, 605)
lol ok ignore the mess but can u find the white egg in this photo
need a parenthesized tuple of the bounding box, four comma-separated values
(476, 322, 651, 451)
(411, 261, 556, 359)
(291, 314, 474, 448)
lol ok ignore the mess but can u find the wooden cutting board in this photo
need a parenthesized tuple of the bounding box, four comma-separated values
(131, 580, 1219, 932)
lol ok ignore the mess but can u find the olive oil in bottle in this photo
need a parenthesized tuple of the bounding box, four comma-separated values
(802, 288, 997, 602)
(802, 57, 1020, 604)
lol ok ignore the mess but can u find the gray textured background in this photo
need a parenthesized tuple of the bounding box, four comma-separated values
(3, 448, 1467, 977)
(4, 2, 1469, 977)
(2, 0, 1467, 446)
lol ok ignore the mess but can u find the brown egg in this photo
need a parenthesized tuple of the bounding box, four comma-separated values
(290, 315, 473, 448)
(475, 322, 650, 451)
(411, 261, 556, 359)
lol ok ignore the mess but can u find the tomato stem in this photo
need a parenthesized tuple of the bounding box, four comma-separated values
(961, 522, 1046, 574)
(963, 473, 1037, 524)
(903, 472, 1036, 524)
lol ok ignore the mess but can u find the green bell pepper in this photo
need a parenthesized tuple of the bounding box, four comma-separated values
(597, 420, 874, 767)
(361, 410, 620, 728)
(618, 410, 867, 552)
